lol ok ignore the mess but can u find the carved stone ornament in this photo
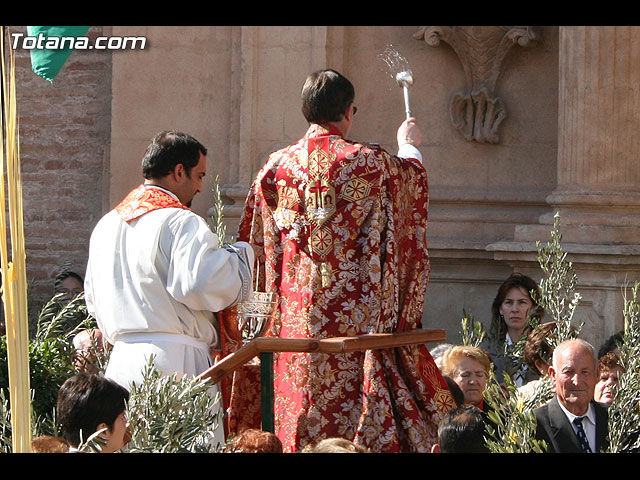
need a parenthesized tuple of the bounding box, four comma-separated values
(413, 26, 538, 144)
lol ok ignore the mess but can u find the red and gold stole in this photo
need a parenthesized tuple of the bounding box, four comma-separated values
(115, 184, 190, 222)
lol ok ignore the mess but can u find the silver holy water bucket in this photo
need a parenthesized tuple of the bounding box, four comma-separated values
(236, 291, 279, 344)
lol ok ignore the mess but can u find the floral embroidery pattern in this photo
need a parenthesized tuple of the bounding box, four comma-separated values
(115, 184, 189, 223)
(224, 124, 454, 452)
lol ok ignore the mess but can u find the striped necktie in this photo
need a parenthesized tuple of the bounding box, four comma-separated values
(573, 416, 592, 453)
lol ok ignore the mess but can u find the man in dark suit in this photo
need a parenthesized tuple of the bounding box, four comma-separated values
(534, 338, 609, 453)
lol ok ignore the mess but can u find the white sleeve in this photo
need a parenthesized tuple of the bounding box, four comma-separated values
(84, 258, 96, 318)
(163, 213, 254, 312)
(397, 143, 423, 164)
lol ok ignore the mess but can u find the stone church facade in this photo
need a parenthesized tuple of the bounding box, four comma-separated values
(10, 26, 640, 349)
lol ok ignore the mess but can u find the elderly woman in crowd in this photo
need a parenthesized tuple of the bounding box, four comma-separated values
(441, 345, 492, 411)
(594, 351, 624, 406)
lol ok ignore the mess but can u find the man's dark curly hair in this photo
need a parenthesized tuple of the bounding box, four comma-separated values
(141, 130, 207, 180)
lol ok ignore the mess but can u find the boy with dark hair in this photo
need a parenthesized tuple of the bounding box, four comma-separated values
(57, 373, 130, 452)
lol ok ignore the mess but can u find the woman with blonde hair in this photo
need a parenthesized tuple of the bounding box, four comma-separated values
(441, 346, 492, 411)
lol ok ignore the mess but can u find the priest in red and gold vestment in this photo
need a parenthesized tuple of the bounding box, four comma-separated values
(222, 70, 454, 453)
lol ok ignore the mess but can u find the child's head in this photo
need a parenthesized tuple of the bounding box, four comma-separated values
(57, 373, 130, 452)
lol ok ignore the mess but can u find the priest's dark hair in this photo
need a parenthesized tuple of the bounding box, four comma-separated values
(57, 372, 129, 448)
(301, 69, 355, 124)
(141, 130, 207, 180)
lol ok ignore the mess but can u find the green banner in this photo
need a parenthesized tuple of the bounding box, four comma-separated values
(26, 26, 90, 82)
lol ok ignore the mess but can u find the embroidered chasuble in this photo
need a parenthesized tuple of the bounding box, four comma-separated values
(220, 124, 454, 453)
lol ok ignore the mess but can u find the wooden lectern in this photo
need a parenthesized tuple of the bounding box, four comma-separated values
(198, 329, 446, 432)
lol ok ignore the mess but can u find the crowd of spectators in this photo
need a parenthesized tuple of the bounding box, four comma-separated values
(26, 271, 626, 454)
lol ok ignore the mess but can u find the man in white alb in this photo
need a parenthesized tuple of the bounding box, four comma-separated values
(84, 131, 254, 443)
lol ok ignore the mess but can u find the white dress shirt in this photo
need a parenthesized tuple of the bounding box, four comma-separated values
(557, 399, 597, 452)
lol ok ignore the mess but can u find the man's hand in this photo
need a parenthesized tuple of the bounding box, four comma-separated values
(397, 117, 423, 148)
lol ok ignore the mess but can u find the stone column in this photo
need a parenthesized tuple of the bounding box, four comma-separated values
(490, 26, 640, 347)
(549, 26, 640, 237)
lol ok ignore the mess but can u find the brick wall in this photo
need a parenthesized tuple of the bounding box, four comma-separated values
(7, 26, 112, 330)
